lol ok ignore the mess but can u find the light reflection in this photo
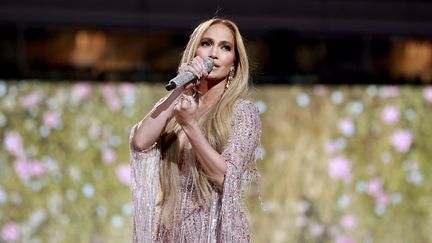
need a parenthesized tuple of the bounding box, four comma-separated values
(71, 30, 107, 68)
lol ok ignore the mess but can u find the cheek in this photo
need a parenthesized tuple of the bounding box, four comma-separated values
(221, 54, 235, 67)
(194, 48, 205, 57)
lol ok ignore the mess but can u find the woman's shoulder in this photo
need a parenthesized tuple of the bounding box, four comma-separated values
(230, 98, 262, 137)
(231, 99, 260, 125)
(234, 98, 259, 114)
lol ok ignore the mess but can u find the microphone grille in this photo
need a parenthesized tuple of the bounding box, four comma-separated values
(203, 57, 214, 72)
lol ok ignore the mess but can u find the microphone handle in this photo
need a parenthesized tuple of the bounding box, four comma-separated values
(165, 71, 195, 91)
(165, 82, 177, 91)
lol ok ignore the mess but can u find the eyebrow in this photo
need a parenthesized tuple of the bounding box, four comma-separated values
(201, 37, 234, 47)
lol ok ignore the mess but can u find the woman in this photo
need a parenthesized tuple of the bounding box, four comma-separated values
(130, 18, 261, 242)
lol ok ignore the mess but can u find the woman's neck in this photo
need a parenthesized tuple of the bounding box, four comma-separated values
(198, 79, 226, 106)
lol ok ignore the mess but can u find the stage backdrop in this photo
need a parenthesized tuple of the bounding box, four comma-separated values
(0, 81, 431, 243)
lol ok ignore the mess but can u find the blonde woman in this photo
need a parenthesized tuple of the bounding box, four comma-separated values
(130, 18, 261, 242)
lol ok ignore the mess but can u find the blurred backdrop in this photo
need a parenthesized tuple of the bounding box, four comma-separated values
(1, 0, 432, 83)
(0, 0, 432, 243)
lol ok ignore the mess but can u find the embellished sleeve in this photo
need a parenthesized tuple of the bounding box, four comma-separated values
(129, 124, 161, 243)
(219, 99, 262, 242)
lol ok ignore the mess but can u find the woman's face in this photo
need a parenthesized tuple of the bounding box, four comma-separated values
(195, 23, 236, 82)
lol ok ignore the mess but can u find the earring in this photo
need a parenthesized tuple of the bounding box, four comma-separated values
(226, 66, 235, 90)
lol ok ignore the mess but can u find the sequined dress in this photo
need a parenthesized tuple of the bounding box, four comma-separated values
(130, 99, 261, 243)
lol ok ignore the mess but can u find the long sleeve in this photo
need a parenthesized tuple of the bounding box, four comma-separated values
(130, 124, 161, 243)
(218, 99, 262, 242)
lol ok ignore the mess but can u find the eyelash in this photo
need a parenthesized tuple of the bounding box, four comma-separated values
(200, 41, 231, 51)
(201, 41, 210, 47)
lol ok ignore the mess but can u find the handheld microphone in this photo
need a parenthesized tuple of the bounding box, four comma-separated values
(165, 57, 214, 91)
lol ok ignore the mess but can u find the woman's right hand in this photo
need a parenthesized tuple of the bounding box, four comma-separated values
(177, 56, 210, 90)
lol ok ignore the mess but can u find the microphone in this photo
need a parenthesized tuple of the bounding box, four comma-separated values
(165, 57, 214, 91)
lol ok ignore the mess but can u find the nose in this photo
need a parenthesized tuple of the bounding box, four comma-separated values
(209, 46, 218, 59)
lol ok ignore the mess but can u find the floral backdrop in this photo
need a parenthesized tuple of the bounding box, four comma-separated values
(0, 80, 431, 243)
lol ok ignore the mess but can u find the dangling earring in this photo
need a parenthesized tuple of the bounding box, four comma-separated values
(225, 66, 235, 91)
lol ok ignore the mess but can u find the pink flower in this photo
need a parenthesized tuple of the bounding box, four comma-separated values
(390, 129, 413, 153)
(340, 214, 357, 231)
(297, 200, 310, 214)
(328, 156, 352, 184)
(101, 84, 122, 111)
(101, 83, 115, 99)
(106, 97, 122, 111)
(375, 191, 390, 206)
(366, 178, 383, 197)
(19, 91, 41, 109)
(0, 186, 6, 203)
(337, 118, 355, 137)
(43, 111, 61, 128)
(387, 86, 400, 97)
(14, 159, 31, 180)
(3, 131, 23, 157)
(115, 164, 131, 186)
(325, 141, 338, 155)
(424, 86, 432, 103)
(1, 222, 20, 242)
(334, 235, 354, 243)
(381, 105, 400, 125)
(119, 83, 136, 96)
(310, 224, 324, 237)
(13, 159, 46, 181)
(72, 82, 92, 102)
(367, 179, 390, 207)
(102, 148, 116, 164)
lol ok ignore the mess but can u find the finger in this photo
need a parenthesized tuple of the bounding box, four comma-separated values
(184, 95, 196, 110)
(193, 79, 200, 87)
(178, 62, 199, 80)
(178, 63, 188, 74)
(182, 99, 191, 111)
(189, 95, 197, 106)
(184, 82, 194, 90)
(180, 95, 189, 109)
(189, 65, 201, 79)
(201, 69, 209, 78)
(184, 94, 193, 102)
(174, 98, 181, 112)
(194, 56, 204, 68)
(184, 93, 193, 101)
(192, 57, 207, 78)
(180, 96, 186, 109)
(174, 96, 181, 106)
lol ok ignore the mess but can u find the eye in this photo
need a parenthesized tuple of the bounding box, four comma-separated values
(221, 45, 231, 51)
(200, 41, 211, 47)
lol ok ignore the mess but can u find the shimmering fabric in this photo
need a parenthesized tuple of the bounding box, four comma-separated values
(130, 99, 261, 243)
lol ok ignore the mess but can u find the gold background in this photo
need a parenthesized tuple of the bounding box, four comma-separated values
(1, 81, 431, 242)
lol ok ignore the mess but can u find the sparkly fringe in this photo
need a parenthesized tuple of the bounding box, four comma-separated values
(130, 99, 261, 242)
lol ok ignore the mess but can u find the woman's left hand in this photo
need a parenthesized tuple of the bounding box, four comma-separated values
(173, 94, 198, 127)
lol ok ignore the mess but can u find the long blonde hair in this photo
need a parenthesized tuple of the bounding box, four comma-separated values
(159, 18, 250, 224)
